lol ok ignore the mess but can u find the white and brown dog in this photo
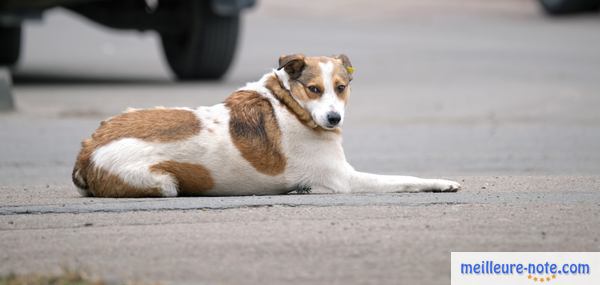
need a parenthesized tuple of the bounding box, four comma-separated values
(72, 54, 461, 197)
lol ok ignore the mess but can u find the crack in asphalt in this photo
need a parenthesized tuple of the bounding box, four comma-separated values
(0, 191, 598, 216)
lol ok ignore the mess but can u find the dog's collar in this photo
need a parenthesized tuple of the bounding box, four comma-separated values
(266, 74, 327, 131)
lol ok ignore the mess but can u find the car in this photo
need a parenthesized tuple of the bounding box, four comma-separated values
(539, 0, 600, 15)
(0, 0, 256, 80)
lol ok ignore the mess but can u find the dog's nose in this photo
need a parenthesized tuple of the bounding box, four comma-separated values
(326, 112, 341, 126)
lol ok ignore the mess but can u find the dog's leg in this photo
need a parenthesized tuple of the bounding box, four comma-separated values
(111, 165, 179, 197)
(149, 171, 179, 197)
(348, 170, 461, 193)
(92, 139, 180, 197)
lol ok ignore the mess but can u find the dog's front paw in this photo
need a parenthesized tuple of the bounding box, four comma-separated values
(424, 179, 462, 192)
(291, 184, 312, 194)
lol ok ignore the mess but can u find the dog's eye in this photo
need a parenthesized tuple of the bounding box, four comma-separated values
(308, 86, 321, 94)
(336, 85, 346, 93)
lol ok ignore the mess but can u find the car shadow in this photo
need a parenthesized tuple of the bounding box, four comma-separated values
(12, 72, 175, 86)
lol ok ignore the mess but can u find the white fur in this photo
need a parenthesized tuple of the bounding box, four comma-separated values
(92, 138, 179, 197)
(274, 68, 292, 91)
(86, 69, 461, 197)
(239, 73, 273, 96)
(304, 61, 346, 129)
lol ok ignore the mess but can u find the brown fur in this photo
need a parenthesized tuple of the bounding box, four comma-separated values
(294, 57, 328, 100)
(265, 75, 321, 130)
(225, 90, 287, 176)
(334, 54, 353, 81)
(269, 59, 346, 134)
(90, 108, 201, 145)
(278, 54, 306, 79)
(331, 59, 351, 103)
(274, 55, 351, 117)
(72, 108, 202, 196)
(301, 57, 351, 102)
(150, 161, 214, 196)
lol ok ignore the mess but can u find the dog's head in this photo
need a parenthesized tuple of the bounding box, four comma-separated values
(275, 54, 353, 130)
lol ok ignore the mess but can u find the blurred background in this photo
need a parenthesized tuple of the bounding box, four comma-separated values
(0, 0, 599, 185)
(1, 1, 600, 284)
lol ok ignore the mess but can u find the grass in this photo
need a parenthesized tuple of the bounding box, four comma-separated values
(0, 270, 104, 285)
(0, 268, 161, 285)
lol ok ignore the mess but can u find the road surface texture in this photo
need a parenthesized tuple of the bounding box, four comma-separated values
(1, 0, 600, 284)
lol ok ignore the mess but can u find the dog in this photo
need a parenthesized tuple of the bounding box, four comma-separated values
(72, 54, 461, 197)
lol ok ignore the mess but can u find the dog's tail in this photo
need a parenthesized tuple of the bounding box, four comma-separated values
(72, 140, 93, 197)
(72, 166, 91, 197)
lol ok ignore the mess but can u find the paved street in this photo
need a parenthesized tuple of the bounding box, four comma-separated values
(1, 0, 600, 284)
(1, 176, 600, 284)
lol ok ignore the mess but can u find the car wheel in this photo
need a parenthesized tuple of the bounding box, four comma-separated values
(0, 25, 21, 66)
(539, 0, 600, 15)
(160, 1, 239, 80)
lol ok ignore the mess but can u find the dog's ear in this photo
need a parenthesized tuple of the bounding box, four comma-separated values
(278, 54, 306, 79)
(335, 54, 353, 81)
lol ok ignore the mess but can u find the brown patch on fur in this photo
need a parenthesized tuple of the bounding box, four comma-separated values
(331, 59, 351, 103)
(265, 75, 320, 129)
(224, 91, 287, 176)
(90, 109, 201, 145)
(72, 108, 201, 196)
(334, 54, 353, 81)
(278, 54, 306, 79)
(85, 166, 163, 198)
(295, 57, 332, 100)
(150, 161, 214, 196)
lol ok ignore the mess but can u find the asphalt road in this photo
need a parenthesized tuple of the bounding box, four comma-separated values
(1, 0, 600, 284)
(1, 176, 600, 285)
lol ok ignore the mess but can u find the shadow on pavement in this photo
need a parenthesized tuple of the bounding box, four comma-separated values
(12, 72, 174, 86)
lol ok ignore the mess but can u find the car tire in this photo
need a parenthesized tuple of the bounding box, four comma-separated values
(160, 1, 239, 80)
(0, 25, 21, 66)
(539, 0, 600, 15)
